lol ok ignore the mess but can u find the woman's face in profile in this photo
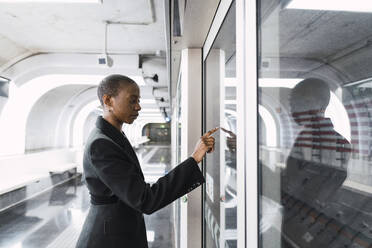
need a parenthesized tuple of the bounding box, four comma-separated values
(111, 82, 141, 124)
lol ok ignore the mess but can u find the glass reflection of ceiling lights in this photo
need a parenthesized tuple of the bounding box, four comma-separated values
(228, 78, 305, 88)
(343, 78, 372, 88)
(225, 100, 237, 104)
(259, 78, 303, 88)
(287, 0, 372, 13)
(225, 77, 237, 87)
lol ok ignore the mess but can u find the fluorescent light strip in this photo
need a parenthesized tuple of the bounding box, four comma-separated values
(259, 78, 303, 88)
(225, 100, 237, 104)
(0, 0, 101, 2)
(287, 0, 372, 13)
(140, 99, 157, 104)
(139, 114, 163, 117)
(140, 108, 161, 113)
(130, 76, 146, 86)
(225, 77, 237, 87)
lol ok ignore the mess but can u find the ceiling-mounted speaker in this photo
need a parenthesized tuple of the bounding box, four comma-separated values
(144, 74, 159, 83)
(142, 58, 166, 86)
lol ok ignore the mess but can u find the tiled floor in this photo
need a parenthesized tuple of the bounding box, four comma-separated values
(0, 145, 174, 248)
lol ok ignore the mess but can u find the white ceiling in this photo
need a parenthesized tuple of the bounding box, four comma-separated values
(170, 0, 220, 98)
(0, 0, 170, 119)
(0, 0, 166, 67)
(261, 7, 372, 84)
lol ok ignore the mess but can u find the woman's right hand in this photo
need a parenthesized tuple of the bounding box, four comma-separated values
(191, 127, 219, 163)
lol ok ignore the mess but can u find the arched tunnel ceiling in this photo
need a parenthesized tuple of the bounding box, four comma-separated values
(0, 0, 171, 118)
(26, 84, 93, 151)
(260, 6, 372, 84)
(0, 0, 166, 69)
(25, 82, 165, 151)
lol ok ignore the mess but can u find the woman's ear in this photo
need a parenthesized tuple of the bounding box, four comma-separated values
(102, 94, 113, 111)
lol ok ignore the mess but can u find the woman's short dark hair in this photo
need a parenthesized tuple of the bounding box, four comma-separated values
(289, 78, 330, 114)
(97, 74, 136, 106)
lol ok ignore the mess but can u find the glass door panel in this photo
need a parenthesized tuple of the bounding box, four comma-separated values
(258, 0, 372, 247)
(204, 2, 237, 248)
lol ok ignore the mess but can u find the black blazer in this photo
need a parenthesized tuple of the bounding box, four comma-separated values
(76, 116, 205, 248)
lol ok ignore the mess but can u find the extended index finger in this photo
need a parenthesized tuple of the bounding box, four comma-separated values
(203, 127, 219, 137)
(221, 127, 233, 135)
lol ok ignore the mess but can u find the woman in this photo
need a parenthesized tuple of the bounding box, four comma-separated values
(76, 74, 217, 248)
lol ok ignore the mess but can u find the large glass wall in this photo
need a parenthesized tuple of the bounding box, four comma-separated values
(203, 2, 237, 248)
(258, 1, 372, 247)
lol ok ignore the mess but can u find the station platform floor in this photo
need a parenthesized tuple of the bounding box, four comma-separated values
(0, 144, 174, 248)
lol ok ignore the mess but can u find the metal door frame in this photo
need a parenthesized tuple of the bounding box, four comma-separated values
(237, 0, 259, 247)
(201, 0, 259, 247)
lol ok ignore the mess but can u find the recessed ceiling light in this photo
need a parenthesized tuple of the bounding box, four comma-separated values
(287, 0, 372, 13)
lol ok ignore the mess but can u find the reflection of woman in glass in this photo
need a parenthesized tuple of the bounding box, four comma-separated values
(221, 127, 237, 208)
(288, 78, 350, 169)
(221, 127, 236, 153)
(281, 78, 351, 246)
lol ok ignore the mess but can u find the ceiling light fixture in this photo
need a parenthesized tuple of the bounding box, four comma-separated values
(259, 78, 303, 88)
(287, 0, 372, 13)
(139, 108, 161, 113)
(140, 99, 157, 104)
(128, 76, 146, 86)
(0, 0, 102, 3)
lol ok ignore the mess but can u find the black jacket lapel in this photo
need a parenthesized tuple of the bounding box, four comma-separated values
(96, 116, 127, 149)
(95, 116, 141, 170)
